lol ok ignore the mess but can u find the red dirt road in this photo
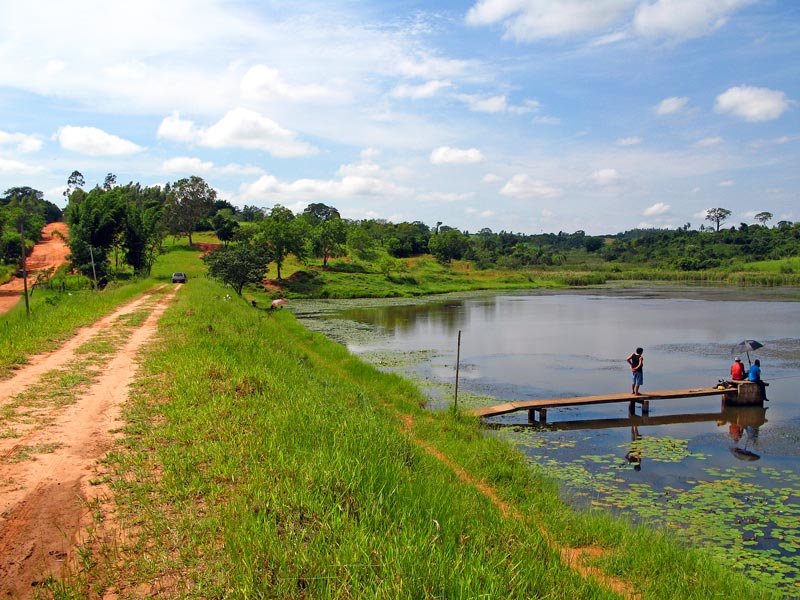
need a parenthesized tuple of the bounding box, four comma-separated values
(0, 222, 71, 315)
(0, 285, 178, 597)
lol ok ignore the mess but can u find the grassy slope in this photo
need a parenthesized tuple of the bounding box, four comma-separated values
(73, 269, 773, 598)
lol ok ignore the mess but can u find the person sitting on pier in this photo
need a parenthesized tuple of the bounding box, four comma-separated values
(730, 357, 746, 380)
(748, 359, 761, 382)
(626, 347, 644, 396)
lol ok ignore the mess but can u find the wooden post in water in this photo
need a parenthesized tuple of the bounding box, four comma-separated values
(454, 330, 461, 410)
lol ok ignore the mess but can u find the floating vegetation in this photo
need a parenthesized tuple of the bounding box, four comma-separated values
(507, 433, 800, 595)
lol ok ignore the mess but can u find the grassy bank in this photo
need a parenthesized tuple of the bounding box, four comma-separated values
(257, 254, 800, 301)
(64, 274, 773, 598)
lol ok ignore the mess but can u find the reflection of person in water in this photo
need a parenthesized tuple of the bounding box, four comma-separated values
(728, 423, 744, 443)
(625, 425, 643, 471)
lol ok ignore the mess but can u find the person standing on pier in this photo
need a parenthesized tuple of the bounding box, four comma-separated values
(627, 347, 644, 396)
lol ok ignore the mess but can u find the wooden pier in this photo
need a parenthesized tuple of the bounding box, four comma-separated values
(470, 380, 765, 422)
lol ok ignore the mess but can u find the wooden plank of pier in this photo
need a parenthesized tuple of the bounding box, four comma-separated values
(471, 386, 729, 419)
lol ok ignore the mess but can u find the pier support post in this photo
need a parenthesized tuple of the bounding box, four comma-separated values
(641, 400, 650, 415)
(538, 408, 547, 423)
(528, 409, 536, 423)
(628, 400, 636, 414)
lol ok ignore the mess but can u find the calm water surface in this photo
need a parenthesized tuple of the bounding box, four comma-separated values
(296, 288, 800, 594)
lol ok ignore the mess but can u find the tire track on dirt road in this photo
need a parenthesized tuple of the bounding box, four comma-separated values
(0, 285, 178, 598)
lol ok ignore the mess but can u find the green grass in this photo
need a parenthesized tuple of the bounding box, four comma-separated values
(0, 240, 207, 379)
(63, 274, 774, 599)
(0, 264, 13, 285)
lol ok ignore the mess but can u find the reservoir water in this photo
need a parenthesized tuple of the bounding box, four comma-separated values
(294, 287, 800, 595)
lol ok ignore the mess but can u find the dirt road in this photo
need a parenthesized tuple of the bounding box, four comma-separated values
(0, 285, 177, 597)
(0, 222, 71, 315)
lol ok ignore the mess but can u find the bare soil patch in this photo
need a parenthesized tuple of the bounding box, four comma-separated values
(0, 222, 71, 315)
(0, 285, 178, 597)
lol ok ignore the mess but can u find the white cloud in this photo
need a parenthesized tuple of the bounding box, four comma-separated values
(691, 186, 701, 194)
(591, 168, 621, 186)
(239, 172, 410, 203)
(56, 125, 143, 156)
(541, 208, 555, 218)
(466, 0, 636, 41)
(715, 85, 791, 122)
(616, 136, 642, 146)
(157, 112, 199, 143)
(719, 180, 734, 187)
(483, 173, 502, 183)
(654, 96, 689, 115)
(161, 156, 214, 173)
(241, 65, 342, 102)
(45, 60, 65, 75)
(419, 191, 473, 203)
(0, 130, 43, 153)
(218, 163, 265, 176)
(158, 108, 318, 157)
(397, 55, 471, 79)
(480, 209, 495, 218)
(590, 31, 628, 46)
(390, 80, 451, 99)
(463, 94, 540, 114)
(430, 146, 484, 165)
(469, 95, 508, 113)
(500, 174, 561, 199)
(634, 0, 754, 40)
(532, 115, 560, 125)
(643, 202, 670, 216)
(0, 158, 45, 174)
(693, 209, 710, 220)
(695, 136, 723, 147)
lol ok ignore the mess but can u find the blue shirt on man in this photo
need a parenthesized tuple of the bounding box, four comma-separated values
(748, 364, 761, 382)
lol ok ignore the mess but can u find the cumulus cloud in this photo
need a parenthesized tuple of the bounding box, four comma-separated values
(695, 136, 723, 147)
(591, 168, 621, 186)
(241, 65, 342, 102)
(161, 156, 214, 173)
(715, 85, 791, 122)
(157, 108, 318, 157)
(0, 158, 45, 174)
(634, 0, 754, 40)
(430, 146, 484, 165)
(466, 0, 636, 42)
(532, 115, 560, 125)
(616, 136, 642, 146)
(654, 96, 688, 115)
(719, 180, 734, 187)
(390, 80, 451, 99)
(643, 202, 670, 216)
(482, 173, 502, 183)
(0, 130, 43, 153)
(500, 174, 561, 199)
(56, 126, 143, 156)
(397, 55, 471, 79)
(239, 172, 410, 203)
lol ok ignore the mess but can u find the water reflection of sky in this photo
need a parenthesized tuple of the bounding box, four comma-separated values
(334, 289, 800, 594)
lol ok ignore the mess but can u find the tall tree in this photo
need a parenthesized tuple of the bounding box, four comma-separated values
(311, 216, 346, 267)
(256, 204, 308, 279)
(64, 170, 85, 201)
(754, 211, 773, 226)
(103, 173, 117, 190)
(302, 202, 340, 225)
(163, 176, 216, 246)
(705, 208, 732, 232)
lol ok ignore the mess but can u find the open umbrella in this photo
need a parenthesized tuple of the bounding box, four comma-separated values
(731, 340, 763, 367)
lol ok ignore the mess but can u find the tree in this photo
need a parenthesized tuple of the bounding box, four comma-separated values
(103, 173, 117, 190)
(705, 208, 731, 232)
(302, 202, 340, 225)
(163, 176, 216, 246)
(256, 204, 309, 279)
(428, 228, 468, 264)
(212, 212, 240, 246)
(311, 216, 346, 267)
(64, 170, 85, 200)
(754, 211, 773, 226)
(203, 243, 270, 296)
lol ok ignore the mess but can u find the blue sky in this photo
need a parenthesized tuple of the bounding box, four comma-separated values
(1, 0, 797, 234)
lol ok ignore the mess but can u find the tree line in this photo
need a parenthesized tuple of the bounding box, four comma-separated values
(3, 172, 798, 292)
